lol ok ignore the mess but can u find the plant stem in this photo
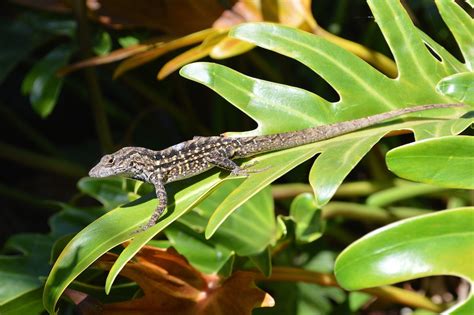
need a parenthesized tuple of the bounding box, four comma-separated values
(255, 267, 444, 312)
(0, 182, 59, 211)
(322, 202, 433, 223)
(0, 102, 58, 155)
(0, 141, 86, 177)
(367, 183, 448, 207)
(322, 202, 391, 222)
(271, 183, 312, 199)
(271, 181, 389, 199)
(72, 0, 113, 152)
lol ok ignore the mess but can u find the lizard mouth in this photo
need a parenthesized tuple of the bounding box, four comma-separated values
(88, 165, 101, 177)
(88, 164, 110, 177)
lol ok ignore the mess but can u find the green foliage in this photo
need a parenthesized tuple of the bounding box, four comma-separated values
(288, 193, 324, 244)
(386, 136, 474, 189)
(437, 72, 474, 103)
(335, 208, 474, 313)
(0, 0, 472, 314)
(21, 44, 73, 118)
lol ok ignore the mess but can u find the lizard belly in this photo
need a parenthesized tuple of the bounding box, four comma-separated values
(164, 161, 214, 183)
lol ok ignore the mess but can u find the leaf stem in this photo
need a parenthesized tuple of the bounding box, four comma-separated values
(255, 267, 444, 312)
(0, 141, 86, 177)
(72, 0, 113, 152)
(0, 181, 59, 211)
(367, 184, 448, 207)
(0, 102, 59, 155)
(271, 181, 389, 199)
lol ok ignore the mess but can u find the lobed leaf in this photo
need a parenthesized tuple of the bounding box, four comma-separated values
(181, 0, 471, 234)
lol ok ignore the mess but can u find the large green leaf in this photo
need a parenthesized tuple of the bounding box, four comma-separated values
(334, 207, 474, 314)
(0, 288, 44, 315)
(179, 182, 276, 256)
(42, 172, 227, 314)
(386, 136, 474, 189)
(165, 182, 276, 274)
(180, 0, 471, 236)
(0, 234, 52, 309)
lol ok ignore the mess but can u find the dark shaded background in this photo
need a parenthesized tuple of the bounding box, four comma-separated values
(0, 0, 464, 244)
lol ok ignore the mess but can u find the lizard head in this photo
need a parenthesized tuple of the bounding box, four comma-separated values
(89, 147, 154, 179)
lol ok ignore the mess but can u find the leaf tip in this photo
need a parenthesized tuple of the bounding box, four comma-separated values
(180, 62, 215, 85)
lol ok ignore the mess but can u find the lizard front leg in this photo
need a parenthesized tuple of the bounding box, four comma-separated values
(134, 178, 167, 233)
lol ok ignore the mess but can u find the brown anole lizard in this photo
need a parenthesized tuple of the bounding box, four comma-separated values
(89, 103, 463, 232)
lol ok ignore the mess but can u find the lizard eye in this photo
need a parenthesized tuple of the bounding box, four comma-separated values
(107, 156, 114, 164)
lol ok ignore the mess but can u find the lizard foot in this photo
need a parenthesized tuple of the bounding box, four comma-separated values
(130, 202, 166, 235)
(231, 161, 270, 176)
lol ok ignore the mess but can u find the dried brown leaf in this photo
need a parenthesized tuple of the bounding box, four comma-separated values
(114, 29, 218, 79)
(89, 246, 273, 315)
(86, 0, 235, 34)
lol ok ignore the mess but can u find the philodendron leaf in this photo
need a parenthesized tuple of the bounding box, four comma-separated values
(0, 288, 43, 315)
(386, 136, 474, 189)
(435, 0, 474, 69)
(0, 234, 52, 314)
(166, 182, 276, 274)
(334, 208, 474, 314)
(181, 0, 472, 236)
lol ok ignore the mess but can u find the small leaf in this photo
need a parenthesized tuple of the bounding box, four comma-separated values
(334, 207, 474, 313)
(118, 36, 140, 48)
(289, 193, 324, 243)
(92, 31, 112, 56)
(21, 44, 72, 117)
(436, 72, 474, 104)
(386, 136, 474, 189)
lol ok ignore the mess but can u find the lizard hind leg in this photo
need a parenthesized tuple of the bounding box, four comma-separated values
(206, 149, 268, 177)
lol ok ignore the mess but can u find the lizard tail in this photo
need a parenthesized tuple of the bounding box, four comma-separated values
(235, 103, 464, 157)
